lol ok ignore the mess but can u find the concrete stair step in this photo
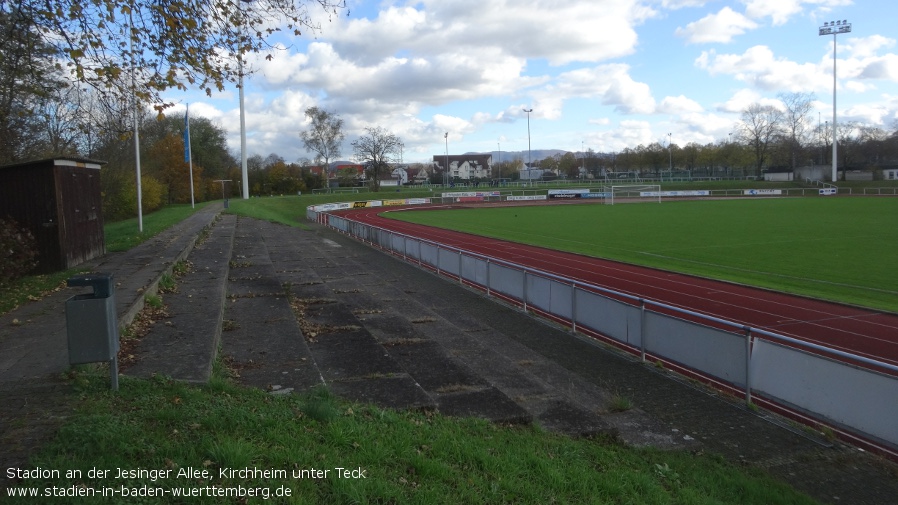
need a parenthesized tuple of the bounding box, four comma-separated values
(124, 215, 235, 382)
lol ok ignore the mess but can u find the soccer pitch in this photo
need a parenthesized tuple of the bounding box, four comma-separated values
(386, 197, 898, 313)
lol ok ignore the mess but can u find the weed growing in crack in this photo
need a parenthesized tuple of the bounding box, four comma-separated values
(145, 293, 163, 309)
(609, 394, 632, 413)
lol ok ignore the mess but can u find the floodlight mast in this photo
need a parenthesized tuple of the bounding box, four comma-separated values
(523, 108, 533, 186)
(239, 0, 252, 199)
(819, 20, 851, 184)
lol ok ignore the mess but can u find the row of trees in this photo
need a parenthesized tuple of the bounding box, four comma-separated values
(600, 93, 898, 178)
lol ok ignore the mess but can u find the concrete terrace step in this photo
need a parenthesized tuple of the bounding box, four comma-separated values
(103, 204, 225, 329)
(219, 218, 324, 394)
(254, 219, 623, 435)
(124, 214, 235, 382)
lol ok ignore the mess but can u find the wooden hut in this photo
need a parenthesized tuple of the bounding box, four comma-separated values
(0, 157, 107, 273)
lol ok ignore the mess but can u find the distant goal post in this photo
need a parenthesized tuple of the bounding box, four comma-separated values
(603, 185, 662, 205)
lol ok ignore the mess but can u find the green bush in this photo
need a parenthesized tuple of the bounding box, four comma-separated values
(103, 174, 165, 221)
(0, 217, 38, 286)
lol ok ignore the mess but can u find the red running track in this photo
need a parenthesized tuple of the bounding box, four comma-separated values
(340, 206, 898, 372)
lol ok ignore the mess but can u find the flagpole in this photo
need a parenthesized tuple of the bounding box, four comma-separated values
(239, 58, 249, 199)
(129, 9, 143, 232)
(185, 104, 195, 208)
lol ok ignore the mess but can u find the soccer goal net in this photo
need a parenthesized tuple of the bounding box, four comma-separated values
(603, 185, 662, 205)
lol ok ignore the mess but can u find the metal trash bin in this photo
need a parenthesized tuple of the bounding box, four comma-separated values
(66, 273, 119, 389)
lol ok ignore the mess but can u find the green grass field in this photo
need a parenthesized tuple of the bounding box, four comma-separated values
(8, 367, 818, 505)
(386, 198, 898, 312)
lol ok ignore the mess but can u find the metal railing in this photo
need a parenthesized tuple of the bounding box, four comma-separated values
(310, 206, 898, 454)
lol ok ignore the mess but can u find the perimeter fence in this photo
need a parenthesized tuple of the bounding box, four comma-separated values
(307, 201, 898, 456)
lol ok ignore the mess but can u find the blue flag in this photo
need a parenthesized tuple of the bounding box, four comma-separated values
(183, 105, 191, 163)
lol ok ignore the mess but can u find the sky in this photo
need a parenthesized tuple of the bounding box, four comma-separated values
(165, 0, 898, 165)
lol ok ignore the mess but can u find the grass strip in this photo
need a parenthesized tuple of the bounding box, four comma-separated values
(104, 203, 211, 252)
(5, 368, 818, 505)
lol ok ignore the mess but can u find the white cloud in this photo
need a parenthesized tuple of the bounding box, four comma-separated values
(587, 119, 654, 152)
(676, 111, 738, 139)
(239, 0, 659, 130)
(658, 0, 707, 8)
(843, 35, 895, 60)
(845, 81, 873, 93)
(520, 64, 657, 118)
(601, 67, 657, 115)
(696, 46, 827, 92)
(331, 0, 653, 66)
(839, 37, 898, 84)
(744, 0, 804, 25)
(744, 0, 856, 26)
(717, 89, 782, 113)
(842, 101, 897, 125)
(857, 55, 898, 82)
(658, 95, 705, 114)
(676, 7, 758, 44)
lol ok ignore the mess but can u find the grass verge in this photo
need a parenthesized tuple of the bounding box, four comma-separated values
(5, 367, 819, 505)
(104, 203, 210, 252)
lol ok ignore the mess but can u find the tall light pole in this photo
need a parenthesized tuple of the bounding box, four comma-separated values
(523, 108, 533, 186)
(667, 132, 673, 175)
(727, 132, 732, 176)
(444, 132, 449, 187)
(237, 0, 256, 199)
(581, 140, 584, 180)
(497, 141, 500, 181)
(819, 19, 851, 183)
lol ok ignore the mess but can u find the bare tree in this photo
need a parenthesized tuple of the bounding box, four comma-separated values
(735, 103, 784, 175)
(836, 121, 862, 171)
(36, 85, 83, 157)
(0, 9, 61, 161)
(778, 92, 816, 169)
(299, 106, 344, 173)
(351, 126, 402, 192)
(857, 125, 888, 166)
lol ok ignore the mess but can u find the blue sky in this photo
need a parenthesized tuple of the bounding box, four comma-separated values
(165, 0, 898, 164)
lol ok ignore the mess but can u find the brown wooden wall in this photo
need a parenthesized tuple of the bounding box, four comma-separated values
(0, 158, 106, 273)
(55, 164, 105, 269)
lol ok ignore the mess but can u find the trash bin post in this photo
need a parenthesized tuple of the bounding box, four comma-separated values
(66, 273, 120, 390)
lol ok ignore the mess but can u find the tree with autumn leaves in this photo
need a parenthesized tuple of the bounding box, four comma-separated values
(5, 0, 347, 112)
(148, 133, 204, 205)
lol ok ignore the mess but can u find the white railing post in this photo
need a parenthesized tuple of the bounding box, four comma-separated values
(745, 326, 753, 405)
(640, 299, 646, 363)
(571, 282, 577, 333)
(486, 259, 492, 297)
